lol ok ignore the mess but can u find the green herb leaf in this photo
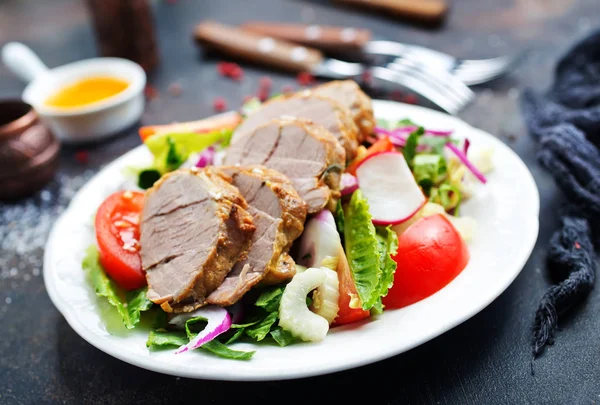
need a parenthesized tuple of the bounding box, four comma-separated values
(335, 199, 345, 236)
(146, 330, 188, 349)
(224, 328, 246, 345)
(402, 127, 424, 168)
(82, 245, 152, 329)
(245, 311, 279, 341)
(137, 169, 161, 189)
(255, 286, 285, 313)
(343, 190, 382, 310)
(270, 326, 298, 347)
(201, 340, 255, 360)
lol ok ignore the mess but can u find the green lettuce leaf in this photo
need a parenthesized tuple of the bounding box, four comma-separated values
(343, 190, 382, 310)
(82, 245, 152, 329)
(375, 226, 399, 300)
(146, 330, 188, 348)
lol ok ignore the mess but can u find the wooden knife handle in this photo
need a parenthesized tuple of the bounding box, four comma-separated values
(194, 21, 324, 72)
(333, 0, 448, 23)
(240, 22, 372, 53)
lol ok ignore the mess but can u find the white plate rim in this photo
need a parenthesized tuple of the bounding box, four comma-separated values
(43, 100, 540, 381)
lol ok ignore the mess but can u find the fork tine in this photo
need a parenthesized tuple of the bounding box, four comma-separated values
(388, 59, 474, 105)
(453, 52, 527, 85)
(371, 66, 464, 115)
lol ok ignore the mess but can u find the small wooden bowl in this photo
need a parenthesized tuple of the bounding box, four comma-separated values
(0, 99, 60, 200)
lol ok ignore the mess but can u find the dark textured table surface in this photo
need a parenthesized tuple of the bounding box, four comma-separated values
(1, 0, 600, 404)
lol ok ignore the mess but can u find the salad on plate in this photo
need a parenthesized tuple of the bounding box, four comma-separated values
(82, 80, 493, 360)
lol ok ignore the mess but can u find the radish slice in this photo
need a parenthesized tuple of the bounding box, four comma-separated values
(170, 306, 232, 354)
(340, 173, 358, 196)
(355, 151, 426, 225)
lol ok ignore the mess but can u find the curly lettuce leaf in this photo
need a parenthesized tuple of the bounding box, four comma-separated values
(82, 245, 152, 329)
(375, 225, 399, 300)
(343, 190, 382, 310)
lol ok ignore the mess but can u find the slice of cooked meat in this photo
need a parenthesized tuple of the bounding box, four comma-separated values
(231, 93, 359, 160)
(139, 168, 255, 312)
(312, 80, 375, 143)
(223, 117, 346, 213)
(260, 252, 297, 285)
(207, 166, 307, 306)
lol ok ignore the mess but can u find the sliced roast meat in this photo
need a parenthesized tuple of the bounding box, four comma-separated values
(223, 117, 346, 213)
(312, 80, 375, 143)
(260, 252, 297, 285)
(139, 168, 255, 312)
(207, 166, 307, 306)
(231, 93, 359, 160)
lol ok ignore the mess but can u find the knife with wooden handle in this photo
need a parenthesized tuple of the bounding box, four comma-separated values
(194, 21, 325, 72)
(333, 0, 448, 24)
(240, 22, 372, 53)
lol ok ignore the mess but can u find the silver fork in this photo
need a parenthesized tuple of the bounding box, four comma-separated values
(196, 21, 474, 114)
(363, 40, 526, 86)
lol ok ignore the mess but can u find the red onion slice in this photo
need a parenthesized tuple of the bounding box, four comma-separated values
(445, 142, 487, 184)
(195, 146, 216, 168)
(171, 306, 232, 354)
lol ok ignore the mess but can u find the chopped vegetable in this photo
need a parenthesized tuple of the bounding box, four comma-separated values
(279, 267, 330, 342)
(82, 245, 152, 329)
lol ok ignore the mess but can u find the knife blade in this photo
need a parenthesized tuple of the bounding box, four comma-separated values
(193, 21, 471, 114)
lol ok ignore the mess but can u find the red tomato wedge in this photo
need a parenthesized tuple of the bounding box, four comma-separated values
(383, 214, 469, 309)
(138, 111, 241, 142)
(333, 250, 370, 326)
(95, 190, 146, 290)
(346, 136, 395, 176)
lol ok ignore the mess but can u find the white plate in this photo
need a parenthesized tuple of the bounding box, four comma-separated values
(43, 100, 540, 381)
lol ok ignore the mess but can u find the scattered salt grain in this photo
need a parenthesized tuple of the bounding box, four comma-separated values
(5, 297, 12, 304)
(33, 268, 40, 277)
